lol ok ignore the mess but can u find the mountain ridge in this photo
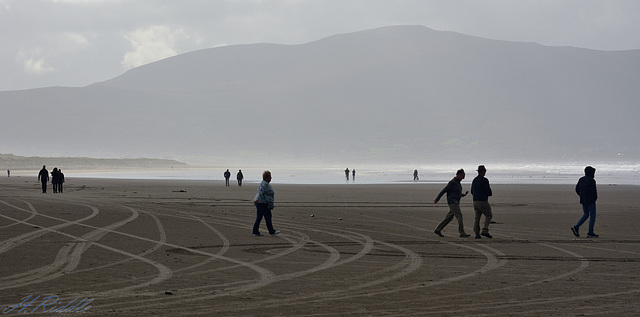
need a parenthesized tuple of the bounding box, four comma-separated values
(2, 25, 639, 165)
(0, 154, 187, 170)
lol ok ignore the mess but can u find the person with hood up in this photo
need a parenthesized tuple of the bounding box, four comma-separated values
(571, 166, 599, 238)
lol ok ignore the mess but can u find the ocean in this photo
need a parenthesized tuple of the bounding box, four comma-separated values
(63, 162, 640, 186)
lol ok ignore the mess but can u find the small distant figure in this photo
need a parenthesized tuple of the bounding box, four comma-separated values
(433, 169, 470, 238)
(345, 168, 350, 181)
(58, 169, 65, 193)
(252, 171, 280, 236)
(471, 165, 492, 239)
(237, 170, 244, 186)
(38, 165, 49, 193)
(352, 169, 356, 180)
(52, 167, 60, 193)
(571, 166, 599, 238)
(49, 168, 65, 193)
(413, 169, 419, 181)
(224, 169, 231, 187)
(7, 169, 9, 177)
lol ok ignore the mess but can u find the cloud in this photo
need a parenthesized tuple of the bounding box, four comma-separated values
(65, 32, 90, 47)
(121, 25, 189, 69)
(17, 48, 55, 74)
(23, 57, 55, 74)
(15, 32, 91, 76)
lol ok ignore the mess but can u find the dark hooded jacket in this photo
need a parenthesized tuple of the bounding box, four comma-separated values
(575, 167, 597, 204)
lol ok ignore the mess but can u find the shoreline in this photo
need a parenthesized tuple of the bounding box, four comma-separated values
(3, 173, 640, 187)
(4, 161, 640, 185)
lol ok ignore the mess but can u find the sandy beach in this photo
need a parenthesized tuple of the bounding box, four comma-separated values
(0, 175, 639, 316)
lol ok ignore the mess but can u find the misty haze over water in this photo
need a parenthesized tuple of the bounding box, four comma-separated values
(62, 162, 640, 185)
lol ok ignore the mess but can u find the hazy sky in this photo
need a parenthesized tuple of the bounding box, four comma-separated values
(1, 0, 639, 91)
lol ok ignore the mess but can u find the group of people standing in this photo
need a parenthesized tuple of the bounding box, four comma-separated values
(37, 165, 65, 193)
(224, 169, 244, 187)
(433, 165, 599, 239)
(344, 168, 355, 180)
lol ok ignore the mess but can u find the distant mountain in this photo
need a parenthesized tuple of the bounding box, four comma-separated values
(2, 25, 639, 165)
(0, 154, 186, 170)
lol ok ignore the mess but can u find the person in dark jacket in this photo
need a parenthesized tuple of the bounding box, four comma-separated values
(571, 166, 599, 238)
(433, 169, 470, 238)
(471, 165, 493, 239)
(237, 170, 244, 186)
(58, 169, 65, 193)
(51, 167, 60, 193)
(38, 165, 49, 193)
(224, 169, 231, 187)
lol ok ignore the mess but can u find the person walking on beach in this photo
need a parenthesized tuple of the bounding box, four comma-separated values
(51, 167, 64, 193)
(571, 166, 599, 238)
(345, 168, 350, 181)
(414, 169, 419, 181)
(252, 171, 280, 236)
(51, 167, 59, 193)
(224, 169, 231, 187)
(58, 169, 65, 193)
(38, 165, 49, 193)
(471, 165, 493, 239)
(237, 170, 244, 186)
(352, 169, 356, 180)
(433, 169, 470, 237)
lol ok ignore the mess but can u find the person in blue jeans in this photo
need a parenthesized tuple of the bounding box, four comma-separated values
(571, 166, 598, 238)
(252, 171, 280, 236)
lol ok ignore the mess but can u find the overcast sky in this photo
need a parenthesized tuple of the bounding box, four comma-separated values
(1, 0, 639, 91)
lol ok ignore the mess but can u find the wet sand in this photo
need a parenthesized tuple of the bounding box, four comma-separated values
(0, 176, 639, 316)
